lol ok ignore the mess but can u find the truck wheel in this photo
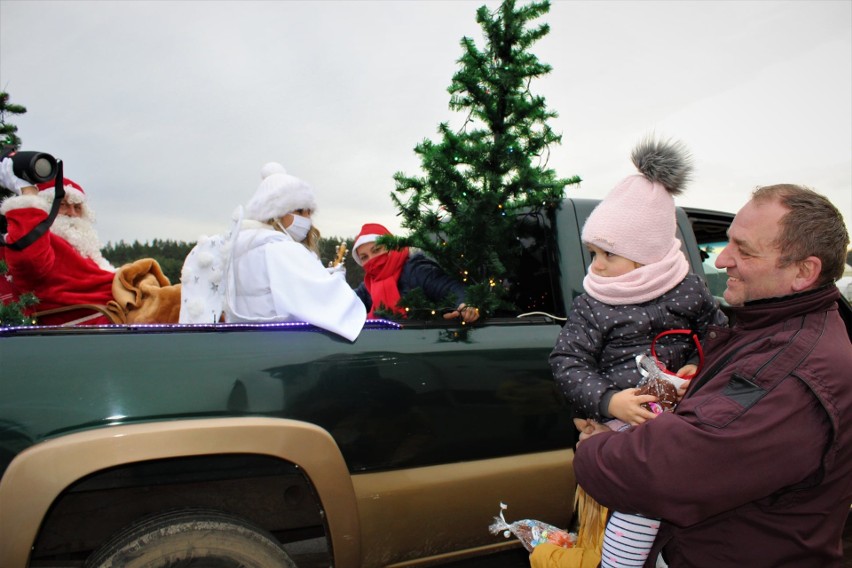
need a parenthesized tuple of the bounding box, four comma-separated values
(84, 508, 297, 568)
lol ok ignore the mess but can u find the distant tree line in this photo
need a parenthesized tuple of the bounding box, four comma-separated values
(101, 239, 194, 284)
(101, 236, 365, 288)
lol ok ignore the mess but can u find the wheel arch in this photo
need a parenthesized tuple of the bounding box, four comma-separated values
(0, 417, 361, 568)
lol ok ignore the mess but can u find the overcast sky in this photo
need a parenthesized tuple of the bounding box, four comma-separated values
(1, 0, 850, 247)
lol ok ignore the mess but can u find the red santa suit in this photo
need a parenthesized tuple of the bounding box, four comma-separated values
(0, 178, 115, 325)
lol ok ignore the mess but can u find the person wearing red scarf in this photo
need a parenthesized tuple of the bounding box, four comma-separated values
(352, 223, 479, 322)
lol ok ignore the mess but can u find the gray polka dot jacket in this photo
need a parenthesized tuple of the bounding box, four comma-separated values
(549, 273, 728, 420)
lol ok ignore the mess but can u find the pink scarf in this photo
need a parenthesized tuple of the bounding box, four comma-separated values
(583, 239, 690, 305)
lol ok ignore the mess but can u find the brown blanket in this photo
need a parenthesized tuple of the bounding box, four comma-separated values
(108, 258, 182, 324)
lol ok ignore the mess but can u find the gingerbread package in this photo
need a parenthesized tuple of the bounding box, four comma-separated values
(489, 503, 576, 552)
(634, 353, 690, 414)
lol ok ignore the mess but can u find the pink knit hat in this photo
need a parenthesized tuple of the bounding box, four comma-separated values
(581, 137, 693, 265)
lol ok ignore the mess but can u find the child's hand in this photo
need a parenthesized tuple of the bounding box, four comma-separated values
(608, 389, 658, 425)
(676, 364, 697, 378)
(674, 364, 697, 400)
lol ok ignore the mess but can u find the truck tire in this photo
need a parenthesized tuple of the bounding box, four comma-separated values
(84, 508, 297, 568)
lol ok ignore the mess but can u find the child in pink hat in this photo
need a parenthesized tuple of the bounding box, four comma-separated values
(548, 137, 728, 568)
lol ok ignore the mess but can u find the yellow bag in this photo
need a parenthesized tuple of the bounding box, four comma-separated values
(529, 486, 607, 568)
(529, 542, 600, 568)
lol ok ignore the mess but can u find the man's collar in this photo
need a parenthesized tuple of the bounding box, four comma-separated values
(742, 285, 832, 307)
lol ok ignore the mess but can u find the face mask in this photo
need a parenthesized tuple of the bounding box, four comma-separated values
(282, 214, 311, 242)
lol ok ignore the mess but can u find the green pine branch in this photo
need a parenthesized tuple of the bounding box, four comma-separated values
(0, 259, 39, 327)
(0, 91, 27, 149)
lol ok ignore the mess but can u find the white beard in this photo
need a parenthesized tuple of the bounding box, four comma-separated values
(51, 215, 115, 271)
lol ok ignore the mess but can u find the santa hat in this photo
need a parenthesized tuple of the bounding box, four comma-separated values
(0, 176, 98, 223)
(352, 223, 392, 266)
(36, 177, 87, 203)
(33, 176, 94, 221)
(244, 162, 318, 222)
(581, 137, 693, 265)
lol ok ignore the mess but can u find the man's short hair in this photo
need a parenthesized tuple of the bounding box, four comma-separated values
(752, 184, 849, 286)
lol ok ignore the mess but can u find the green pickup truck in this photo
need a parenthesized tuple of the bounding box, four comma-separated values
(0, 199, 735, 568)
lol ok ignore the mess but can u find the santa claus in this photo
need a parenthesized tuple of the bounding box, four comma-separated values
(0, 158, 115, 325)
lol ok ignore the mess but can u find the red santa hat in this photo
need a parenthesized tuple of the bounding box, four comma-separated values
(36, 177, 88, 204)
(351, 223, 392, 266)
(1, 177, 79, 216)
(244, 162, 318, 222)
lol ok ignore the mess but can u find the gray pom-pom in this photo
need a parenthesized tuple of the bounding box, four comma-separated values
(631, 137, 693, 195)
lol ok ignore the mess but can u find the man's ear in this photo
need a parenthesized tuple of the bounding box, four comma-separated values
(791, 256, 822, 292)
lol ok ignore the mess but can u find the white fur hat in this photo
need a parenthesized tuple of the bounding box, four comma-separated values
(243, 162, 318, 222)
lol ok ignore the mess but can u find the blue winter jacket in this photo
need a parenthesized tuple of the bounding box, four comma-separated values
(354, 252, 466, 313)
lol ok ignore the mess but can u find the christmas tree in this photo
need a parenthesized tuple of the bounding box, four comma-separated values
(0, 91, 26, 150)
(0, 91, 39, 325)
(0, 91, 28, 201)
(0, 260, 38, 327)
(390, 0, 580, 318)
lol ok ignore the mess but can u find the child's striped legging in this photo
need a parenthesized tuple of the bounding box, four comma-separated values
(600, 511, 660, 567)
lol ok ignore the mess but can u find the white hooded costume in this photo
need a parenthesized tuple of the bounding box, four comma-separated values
(180, 163, 366, 341)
